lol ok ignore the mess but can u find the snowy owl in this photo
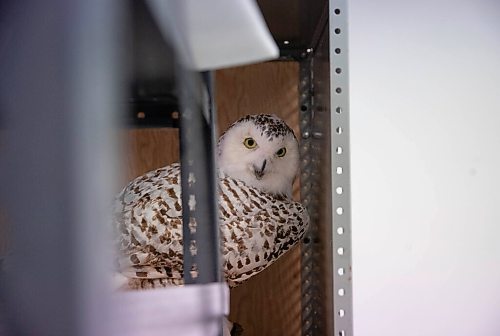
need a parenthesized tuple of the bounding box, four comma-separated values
(114, 114, 309, 289)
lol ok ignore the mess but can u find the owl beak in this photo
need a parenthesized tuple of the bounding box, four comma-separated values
(253, 159, 267, 180)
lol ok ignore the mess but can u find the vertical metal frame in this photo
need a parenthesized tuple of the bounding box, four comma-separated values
(300, 58, 323, 335)
(301, 1, 352, 335)
(178, 69, 221, 285)
(300, 33, 335, 336)
(0, 1, 123, 335)
(329, 0, 353, 335)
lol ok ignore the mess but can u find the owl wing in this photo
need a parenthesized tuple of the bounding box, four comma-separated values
(114, 163, 185, 288)
(219, 176, 309, 287)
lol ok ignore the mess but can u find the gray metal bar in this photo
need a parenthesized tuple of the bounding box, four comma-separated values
(301, 35, 335, 335)
(178, 69, 221, 285)
(301, 1, 353, 334)
(0, 1, 123, 335)
(300, 57, 327, 336)
(329, 0, 353, 335)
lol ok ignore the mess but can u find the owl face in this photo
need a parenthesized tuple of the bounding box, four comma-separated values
(218, 115, 299, 197)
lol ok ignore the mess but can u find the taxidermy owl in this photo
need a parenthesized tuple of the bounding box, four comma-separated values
(114, 114, 309, 289)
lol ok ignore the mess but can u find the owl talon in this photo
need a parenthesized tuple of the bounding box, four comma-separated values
(230, 322, 244, 336)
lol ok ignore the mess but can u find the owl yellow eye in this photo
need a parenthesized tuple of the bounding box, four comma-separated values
(243, 137, 257, 149)
(276, 147, 287, 157)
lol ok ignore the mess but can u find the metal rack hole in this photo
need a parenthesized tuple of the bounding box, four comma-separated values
(337, 247, 344, 255)
(336, 167, 343, 174)
(336, 146, 343, 154)
(336, 207, 343, 215)
(336, 186, 343, 194)
(337, 227, 344, 235)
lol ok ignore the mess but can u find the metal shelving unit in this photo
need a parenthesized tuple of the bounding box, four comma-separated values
(0, 0, 352, 335)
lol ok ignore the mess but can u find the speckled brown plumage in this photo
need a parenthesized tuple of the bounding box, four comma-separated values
(114, 114, 309, 289)
(114, 163, 309, 288)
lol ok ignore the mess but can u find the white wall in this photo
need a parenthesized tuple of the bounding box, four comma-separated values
(349, 0, 500, 335)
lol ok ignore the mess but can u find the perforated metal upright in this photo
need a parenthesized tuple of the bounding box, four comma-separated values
(329, 2, 353, 335)
(178, 70, 221, 285)
(129, 0, 222, 285)
(297, 0, 353, 335)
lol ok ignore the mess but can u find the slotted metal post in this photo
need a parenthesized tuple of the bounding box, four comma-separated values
(300, 1, 353, 335)
(178, 69, 221, 285)
(329, 0, 353, 335)
(300, 57, 328, 335)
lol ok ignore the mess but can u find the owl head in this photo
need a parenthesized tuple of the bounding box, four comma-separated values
(218, 114, 299, 197)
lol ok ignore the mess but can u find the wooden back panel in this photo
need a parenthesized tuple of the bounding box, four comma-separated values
(217, 62, 302, 336)
(123, 61, 302, 336)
